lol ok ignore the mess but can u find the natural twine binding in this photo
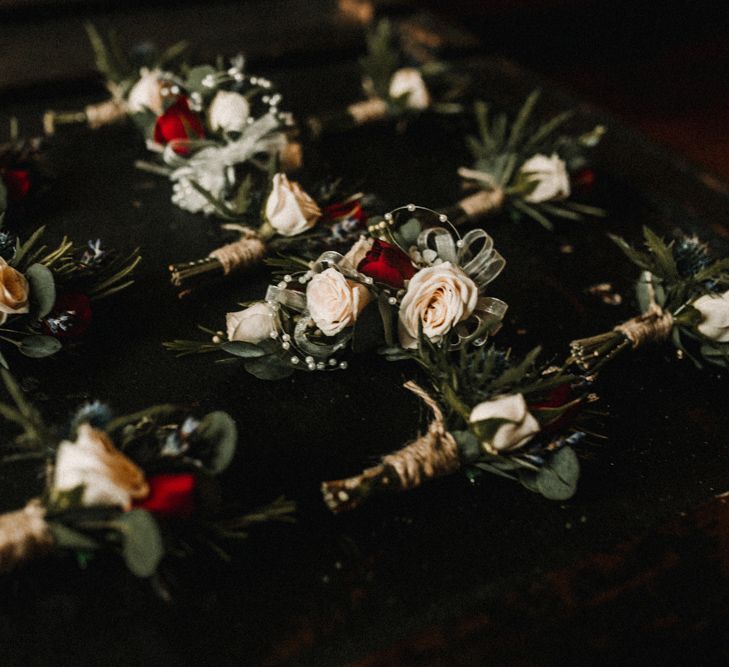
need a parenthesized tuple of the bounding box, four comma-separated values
(85, 99, 128, 130)
(0, 500, 54, 574)
(458, 188, 505, 219)
(209, 229, 267, 275)
(614, 303, 674, 348)
(347, 98, 389, 125)
(321, 381, 460, 513)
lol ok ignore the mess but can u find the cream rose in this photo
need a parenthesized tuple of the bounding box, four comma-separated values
(389, 68, 430, 110)
(53, 424, 149, 510)
(694, 289, 729, 342)
(397, 262, 478, 349)
(306, 267, 371, 336)
(265, 173, 321, 237)
(0, 257, 30, 325)
(209, 90, 250, 133)
(520, 153, 570, 203)
(340, 236, 374, 271)
(127, 68, 165, 115)
(226, 302, 278, 343)
(469, 394, 540, 452)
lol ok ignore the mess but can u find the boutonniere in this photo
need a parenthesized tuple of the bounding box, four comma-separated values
(168, 175, 369, 296)
(307, 18, 464, 136)
(570, 226, 729, 371)
(0, 370, 294, 579)
(446, 92, 606, 230)
(0, 222, 140, 368)
(165, 205, 507, 379)
(322, 344, 595, 512)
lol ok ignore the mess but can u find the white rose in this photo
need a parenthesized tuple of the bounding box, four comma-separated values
(265, 173, 322, 237)
(53, 424, 149, 510)
(0, 257, 30, 326)
(340, 237, 373, 271)
(520, 153, 571, 203)
(388, 68, 430, 110)
(306, 267, 371, 336)
(397, 262, 478, 349)
(127, 68, 165, 115)
(694, 289, 729, 342)
(469, 394, 540, 452)
(226, 302, 279, 343)
(208, 90, 250, 134)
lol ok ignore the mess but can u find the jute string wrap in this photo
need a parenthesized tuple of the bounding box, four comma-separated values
(458, 188, 505, 219)
(85, 98, 128, 130)
(347, 98, 389, 125)
(0, 500, 54, 574)
(614, 302, 674, 348)
(209, 228, 266, 275)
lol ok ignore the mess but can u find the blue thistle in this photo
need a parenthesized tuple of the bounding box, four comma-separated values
(0, 230, 16, 260)
(673, 236, 712, 278)
(71, 401, 113, 431)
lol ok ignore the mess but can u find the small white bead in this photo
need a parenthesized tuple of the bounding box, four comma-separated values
(316, 362, 325, 370)
(439, 214, 447, 222)
(364, 276, 373, 284)
(384, 212, 393, 221)
(282, 341, 290, 350)
(388, 297, 397, 305)
(305, 356, 314, 364)
(262, 96, 270, 103)
(339, 361, 348, 370)
(378, 221, 387, 230)
(291, 356, 300, 364)
(284, 274, 292, 282)
(298, 276, 307, 284)
(212, 335, 222, 344)
(307, 362, 316, 371)
(328, 358, 337, 366)
(249, 77, 258, 85)
(282, 333, 291, 342)
(269, 331, 278, 339)
(456, 240, 465, 248)
(234, 72, 243, 82)
(278, 281, 286, 289)
(407, 204, 416, 211)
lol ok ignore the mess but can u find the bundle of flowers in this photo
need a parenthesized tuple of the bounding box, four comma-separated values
(570, 226, 729, 371)
(322, 344, 594, 512)
(447, 91, 605, 230)
(165, 205, 507, 378)
(0, 222, 140, 368)
(0, 370, 294, 578)
(307, 18, 464, 136)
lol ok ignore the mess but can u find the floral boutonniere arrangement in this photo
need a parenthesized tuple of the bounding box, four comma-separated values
(570, 226, 729, 371)
(322, 344, 595, 512)
(165, 205, 507, 379)
(307, 18, 464, 136)
(0, 222, 140, 368)
(0, 370, 294, 578)
(448, 91, 606, 230)
(168, 174, 369, 296)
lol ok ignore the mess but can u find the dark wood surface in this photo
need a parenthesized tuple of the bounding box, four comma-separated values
(2, 4, 729, 665)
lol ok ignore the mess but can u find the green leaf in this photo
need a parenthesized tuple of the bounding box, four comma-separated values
(452, 430, 480, 462)
(394, 217, 422, 249)
(48, 522, 100, 551)
(535, 446, 580, 500)
(112, 510, 164, 578)
(0, 349, 7, 370)
(506, 90, 540, 151)
(221, 341, 267, 358)
(608, 233, 653, 272)
(185, 65, 217, 95)
(243, 355, 294, 381)
(642, 226, 678, 281)
(25, 263, 56, 319)
(19, 335, 62, 358)
(196, 411, 237, 474)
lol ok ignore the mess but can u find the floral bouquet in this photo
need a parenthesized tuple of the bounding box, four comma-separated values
(322, 344, 594, 512)
(167, 173, 370, 296)
(569, 226, 729, 372)
(445, 91, 605, 230)
(0, 222, 140, 368)
(0, 370, 294, 578)
(165, 205, 507, 378)
(307, 18, 464, 136)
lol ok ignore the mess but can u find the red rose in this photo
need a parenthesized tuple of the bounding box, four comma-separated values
(530, 383, 581, 432)
(572, 168, 595, 192)
(1, 168, 31, 202)
(42, 293, 92, 339)
(153, 97, 206, 153)
(357, 239, 416, 288)
(322, 199, 366, 225)
(135, 473, 196, 519)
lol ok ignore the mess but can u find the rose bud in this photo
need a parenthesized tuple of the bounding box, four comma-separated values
(520, 153, 571, 203)
(42, 293, 93, 339)
(530, 383, 581, 433)
(0, 257, 30, 325)
(1, 168, 32, 203)
(358, 239, 416, 289)
(322, 198, 366, 224)
(153, 97, 206, 154)
(469, 394, 540, 453)
(226, 302, 279, 343)
(208, 90, 250, 134)
(388, 68, 430, 110)
(265, 173, 321, 237)
(693, 289, 729, 342)
(134, 473, 196, 519)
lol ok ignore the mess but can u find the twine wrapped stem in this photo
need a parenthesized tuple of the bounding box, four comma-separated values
(0, 500, 54, 574)
(321, 381, 460, 513)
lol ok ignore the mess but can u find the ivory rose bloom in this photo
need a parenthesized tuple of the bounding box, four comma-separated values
(209, 90, 250, 133)
(397, 262, 478, 349)
(53, 424, 149, 510)
(0, 257, 30, 325)
(694, 289, 729, 342)
(307, 268, 371, 336)
(127, 68, 165, 115)
(226, 302, 278, 343)
(340, 237, 374, 271)
(469, 394, 540, 452)
(520, 153, 570, 203)
(265, 173, 321, 237)
(389, 68, 430, 110)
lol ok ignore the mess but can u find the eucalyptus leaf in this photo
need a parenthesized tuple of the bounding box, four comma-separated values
(19, 335, 62, 358)
(25, 263, 56, 319)
(452, 430, 480, 462)
(112, 510, 164, 578)
(196, 410, 237, 474)
(221, 341, 267, 358)
(535, 446, 580, 500)
(185, 65, 218, 95)
(244, 355, 294, 381)
(394, 217, 422, 248)
(48, 522, 100, 551)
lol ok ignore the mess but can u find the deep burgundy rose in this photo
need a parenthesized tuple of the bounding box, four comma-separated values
(530, 383, 581, 432)
(322, 199, 366, 224)
(1, 168, 31, 202)
(153, 97, 206, 153)
(572, 168, 595, 192)
(357, 239, 416, 288)
(42, 293, 92, 340)
(135, 473, 196, 518)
